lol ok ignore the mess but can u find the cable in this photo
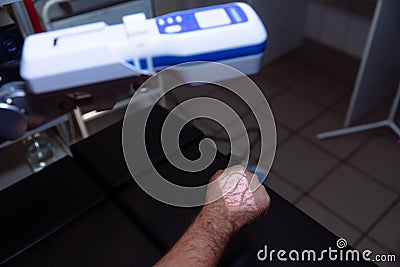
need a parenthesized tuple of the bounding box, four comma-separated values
(23, 0, 43, 33)
(41, 0, 69, 31)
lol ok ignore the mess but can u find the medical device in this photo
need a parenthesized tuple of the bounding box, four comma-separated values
(0, 2, 267, 140)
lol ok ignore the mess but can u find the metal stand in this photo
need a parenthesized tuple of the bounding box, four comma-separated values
(317, 84, 400, 140)
(9, 1, 35, 36)
(318, 1, 400, 141)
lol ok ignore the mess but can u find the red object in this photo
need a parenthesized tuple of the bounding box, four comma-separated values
(23, 0, 43, 33)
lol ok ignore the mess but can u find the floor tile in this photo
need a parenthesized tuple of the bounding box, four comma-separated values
(310, 164, 397, 232)
(272, 136, 338, 191)
(270, 91, 324, 131)
(264, 172, 303, 204)
(289, 38, 337, 68)
(289, 38, 343, 69)
(292, 71, 351, 107)
(211, 107, 276, 166)
(167, 83, 259, 137)
(369, 201, 400, 256)
(356, 237, 399, 267)
(300, 111, 372, 159)
(249, 73, 286, 100)
(349, 136, 400, 192)
(211, 131, 255, 159)
(296, 196, 363, 245)
(201, 87, 254, 118)
(276, 124, 291, 144)
(233, 107, 277, 161)
(219, 108, 291, 166)
(217, 76, 273, 109)
(260, 57, 315, 88)
(289, 39, 360, 84)
(321, 53, 360, 85)
(331, 95, 351, 116)
(377, 128, 400, 143)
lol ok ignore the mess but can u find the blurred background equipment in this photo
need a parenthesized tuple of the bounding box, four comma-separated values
(0, 8, 23, 86)
(34, 0, 154, 30)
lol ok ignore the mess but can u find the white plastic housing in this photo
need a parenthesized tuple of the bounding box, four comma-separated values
(20, 2, 267, 94)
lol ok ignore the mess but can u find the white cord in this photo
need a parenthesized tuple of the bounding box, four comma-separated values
(41, 0, 69, 31)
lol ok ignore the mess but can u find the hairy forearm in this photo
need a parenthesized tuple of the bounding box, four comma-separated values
(154, 166, 270, 267)
(154, 207, 235, 267)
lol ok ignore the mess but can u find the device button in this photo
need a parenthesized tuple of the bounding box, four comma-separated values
(167, 17, 174, 24)
(158, 19, 165, 26)
(165, 25, 182, 33)
(176, 16, 182, 23)
(3, 38, 18, 56)
(123, 13, 147, 35)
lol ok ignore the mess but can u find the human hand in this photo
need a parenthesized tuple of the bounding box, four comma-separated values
(203, 165, 270, 233)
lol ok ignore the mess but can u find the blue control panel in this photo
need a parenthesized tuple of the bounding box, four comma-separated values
(157, 4, 248, 34)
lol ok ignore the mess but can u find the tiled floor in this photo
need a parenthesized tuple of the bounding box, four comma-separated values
(82, 39, 400, 266)
(262, 43, 400, 265)
(170, 40, 400, 265)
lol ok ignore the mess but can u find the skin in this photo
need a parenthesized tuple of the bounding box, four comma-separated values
(155, 165, 270, 267)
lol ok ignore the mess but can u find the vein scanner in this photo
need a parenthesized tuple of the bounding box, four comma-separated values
(20, 2, 267, 94)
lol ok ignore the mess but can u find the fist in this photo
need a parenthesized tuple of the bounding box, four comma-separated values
(203, 165, 270, 232)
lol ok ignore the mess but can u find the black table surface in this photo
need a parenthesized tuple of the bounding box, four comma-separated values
(2, 105, 377, 266)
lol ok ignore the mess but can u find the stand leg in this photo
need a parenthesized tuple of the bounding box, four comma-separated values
(317, 121, 389, 140)
(389, 121, 400, 138)
(388, 84, 400, 120)
(318, 82, 400, 140)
